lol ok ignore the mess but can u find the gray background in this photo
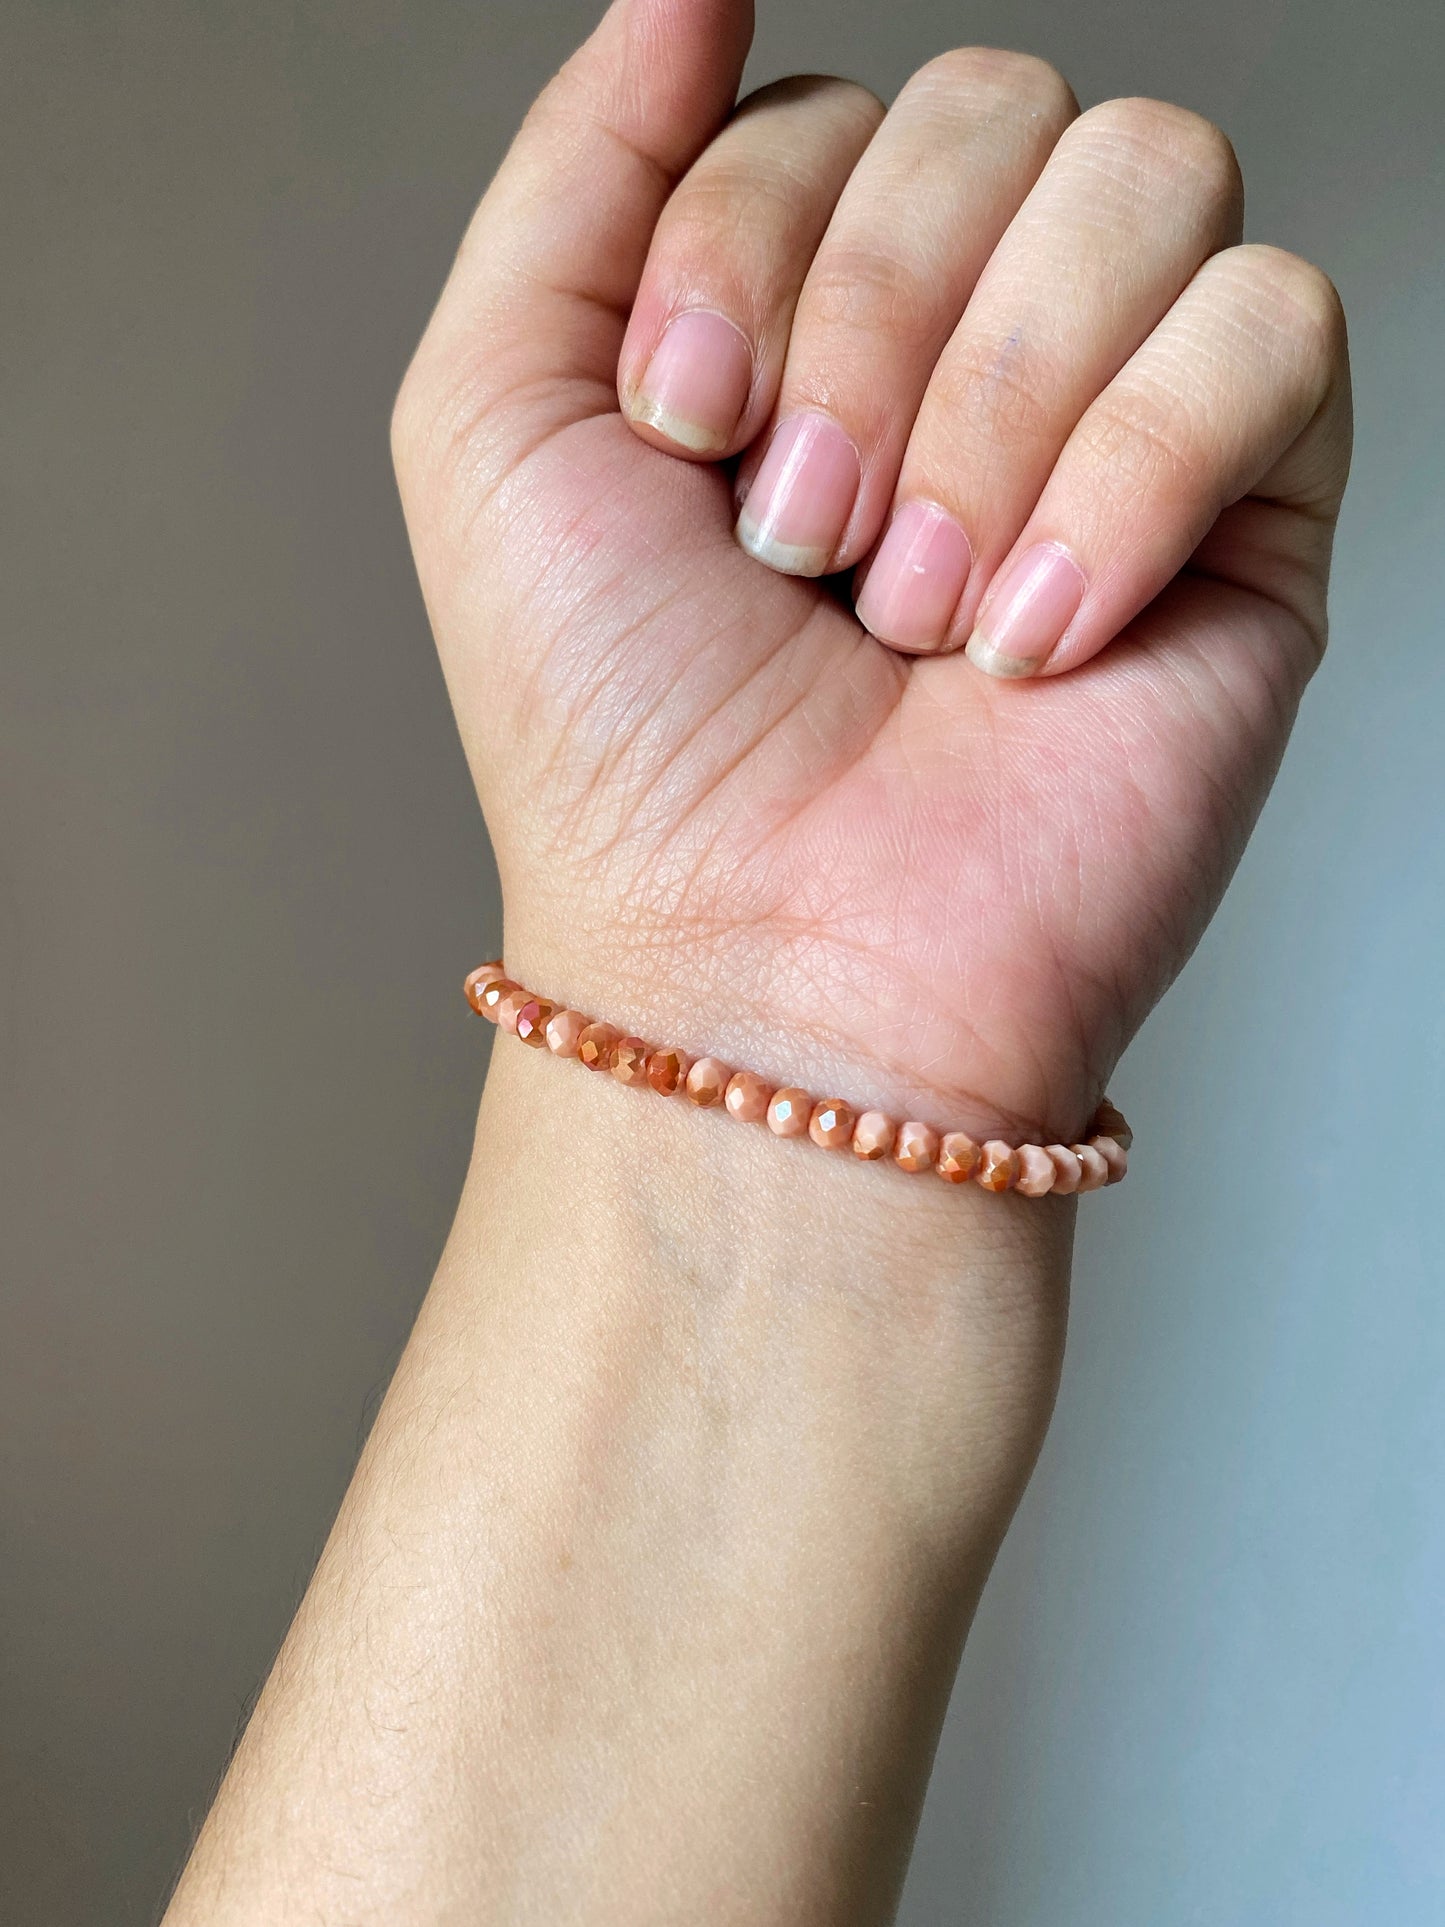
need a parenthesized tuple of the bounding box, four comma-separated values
(2, 0, 1441, 1920)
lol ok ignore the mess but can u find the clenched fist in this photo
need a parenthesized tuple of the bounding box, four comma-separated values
(393, 0, 1350, 1146)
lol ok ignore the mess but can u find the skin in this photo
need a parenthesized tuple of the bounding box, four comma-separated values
(163, 2, 1352, 1922)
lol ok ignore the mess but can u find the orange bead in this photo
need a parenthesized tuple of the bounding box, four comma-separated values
(475, 976, 516, 1023)
(808, 1099, 855, 1150)
(464, 965, 504, 1014)
(646, 1048, 691, 1095)
(515, 997, 554, 1047)
(577, 1022, 621, 1071)
(894, 1121, 940, 1173)
(852, 1111, 896, 1160)
(496, 988, 533, 1036)
(975, 1141, 1020, 1193)
(610, 1037, 651, 1085)
(685, 1056, 731, 1107)
(1090, 1100, 1133, 1151)
(767, 1088, 812, 1137)
(545, 1008, 589, 1057)
(725, 1071, 773, 1122)
(936, 1131, 981, 1183)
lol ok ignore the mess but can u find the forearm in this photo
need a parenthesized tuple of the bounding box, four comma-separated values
(166, 1040, 1073, 1926)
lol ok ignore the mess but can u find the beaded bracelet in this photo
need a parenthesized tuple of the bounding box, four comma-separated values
(465, 961, 1130, 1196)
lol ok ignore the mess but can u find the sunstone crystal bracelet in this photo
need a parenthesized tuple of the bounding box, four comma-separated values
(465, 961, 1131, 1196)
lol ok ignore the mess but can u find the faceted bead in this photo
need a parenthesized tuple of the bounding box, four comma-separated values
(852, 1111, 896, 1160)
(1045, 1145, 1082, 1195)
(1072, 1143, 1109, 1192)
(646, 1047, 691, 1095)
(464, 965, 505, 1015)
(577, 1022, 621, 1071)
(685, 1056, 732, 1107)
(725, 1071, 773, 1123)
(1091, 1135, 1129, 1184)
(809, 1099, 856, 1150)
(610, 1037, 651, 1086)
(545, 1008, 589, 1057)
(514, 998, 554, 1047)
(894, 1121, 940, 1173)
(1091, 1100, 1133, 1151)
(496, 988, 532, 1036)
(767, 1088, 812, 1137)
(975, 1141, 1020, 1193)
(1015, 1142, 1056, 1198)
(477, 977, 517, 1023)
(936, 1131, 981, 1183)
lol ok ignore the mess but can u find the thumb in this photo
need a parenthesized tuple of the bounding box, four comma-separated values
(407, 0, 754, 445)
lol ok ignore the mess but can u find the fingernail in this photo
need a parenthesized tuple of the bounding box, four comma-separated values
(965, 543, 1086, 679)
(629, 310, 753, 454)
(735, 412, 861, 576)
(854, 500, 973, 651)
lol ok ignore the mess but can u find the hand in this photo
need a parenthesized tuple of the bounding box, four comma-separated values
(393, 0, 1351, 1145)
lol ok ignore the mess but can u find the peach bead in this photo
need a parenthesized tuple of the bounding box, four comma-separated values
(646, 1047, 691, 1095)
(894, 1121, 939, 1173)
(809, 1099, 855, 1149)
(766, 1088, 811, 1137)
(685, 1056, 732, 1107)
(1072, 1144, 1109, 1192)
(611, 1037, 651, 1086)
(976, 1140, 1020, 1193)
(1015, 1142, 1056, 1198)
(1045, 1145, 1082, 1195)
(936, 1132, 981, 1183)
(496, 988, 533, 1036)
(577, 1022, 621, 1071)
(725, 1071, 773, 1122)
(852, 1111, 896, 1160)
(1092, 1135, 1129, 1184)
(514, 997, 554, 1047)
(464, 965, 502, 1015)
(476, 976, 516, 1023)
(545, 1008, 589, 1057)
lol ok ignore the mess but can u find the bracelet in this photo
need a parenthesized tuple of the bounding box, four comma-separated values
(465, 961, 1130, 1196)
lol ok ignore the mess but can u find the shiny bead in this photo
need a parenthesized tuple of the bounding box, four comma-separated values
(545, 1008, 589, 1057)
(1045, 1145, 1082, 1195)
(1091, 1100, 1133, 1152)
(496, 988, 533, 1036)
(809, 1099, 856, 1150)
(852, 1111, 896, 1160)
(685, 1056, 731, 1107)
(1015, 1142, 1056, 1197)
(577, 1022, 621, 1071)
(464, 965, 504, 1015)
(611, 1037, 651, 1086)
(515, 997, 554, 1047)
(976, 1141, 1020, 1193)
(646, 1047, 691, 1095)
(767, 1088, 812, 1137)
(1091, 1135, 1129, 1184)
(936, 1132, 981, 1183)
(1072, 1144, 1109, 1192)
(894, 1121, 939, 1173)
(725, 1071, 773, 1122)
(476, 976, 517, 1023)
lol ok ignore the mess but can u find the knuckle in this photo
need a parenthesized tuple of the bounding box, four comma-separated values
(933, 332, 1060, 448)
(801, 242, 933, 341)
(1071, 96, 1242, 206)
(1076, 384, 1199, 494)
(738, 72, 886, 136)
(902, 46, 1076, 125)
(1224, 244, 1347, 366)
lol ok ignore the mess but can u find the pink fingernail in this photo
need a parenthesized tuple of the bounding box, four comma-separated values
(735, 412, 861, 577)
(965, 543, 1086, 679)
(629, 310, 753, 454)
(854, 500, 973, 651)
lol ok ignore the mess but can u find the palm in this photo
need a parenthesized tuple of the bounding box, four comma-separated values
(429, 410, 1311, 1138)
